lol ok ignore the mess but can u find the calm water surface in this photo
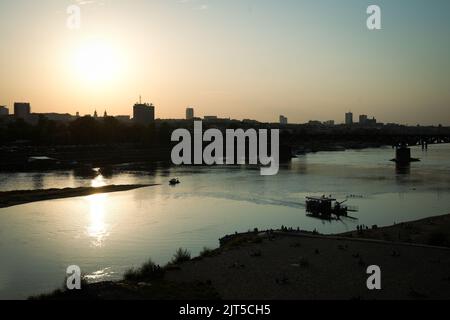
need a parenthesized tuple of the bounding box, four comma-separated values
(0, 145, 449, 299)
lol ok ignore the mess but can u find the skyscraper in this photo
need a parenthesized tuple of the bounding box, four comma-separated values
(133, 102, 155, 125)
(345, 112, 353, 125)
(186, 107, 194, 120)
(280, 115, 288, 125)
(14, 102, 31, 119)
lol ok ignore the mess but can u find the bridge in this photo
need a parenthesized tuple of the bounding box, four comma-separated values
(390, 134, 450, 148)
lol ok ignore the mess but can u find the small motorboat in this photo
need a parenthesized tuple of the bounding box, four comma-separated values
(169, 178, 180, 185)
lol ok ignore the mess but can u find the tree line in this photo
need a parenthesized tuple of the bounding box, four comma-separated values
(0, 116, 174, 146)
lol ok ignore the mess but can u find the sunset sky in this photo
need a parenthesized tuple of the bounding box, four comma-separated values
(0, 0, 449, 125)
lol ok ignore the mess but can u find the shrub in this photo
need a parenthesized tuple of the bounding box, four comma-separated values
(124, 259, 164, 282)
(199, 247, 215, 258)
(171, 248, 191, 264)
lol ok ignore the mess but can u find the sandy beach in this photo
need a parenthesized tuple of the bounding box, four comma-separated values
(34, 213, 450, 300)
(0, 184, 158, 208)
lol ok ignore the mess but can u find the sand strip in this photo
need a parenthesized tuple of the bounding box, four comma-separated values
(0, 184, 159, 208)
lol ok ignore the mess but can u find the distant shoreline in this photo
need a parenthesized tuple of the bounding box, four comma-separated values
(0, 184, 159, 208)
(0, 142, 449, 173)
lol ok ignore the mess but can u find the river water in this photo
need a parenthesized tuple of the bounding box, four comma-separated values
(0, 144, 449, 299)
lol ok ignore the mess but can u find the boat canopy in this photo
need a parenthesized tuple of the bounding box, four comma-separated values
(306, 196, 337, 202)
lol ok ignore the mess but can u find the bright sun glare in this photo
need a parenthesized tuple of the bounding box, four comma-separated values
(72, 39, 122, 84)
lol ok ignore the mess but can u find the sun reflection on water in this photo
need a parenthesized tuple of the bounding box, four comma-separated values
(86, 193, 110, 247)
(91, 174, 107, 188)
(84, 267, 115, 282)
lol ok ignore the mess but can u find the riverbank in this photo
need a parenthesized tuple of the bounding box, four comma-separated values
(34, 213, 450, 300)
(0, 184, 158, 208)
(339, 214, 450, 247)
(0, 144, 172, 172)
(0, 142, 404, 172)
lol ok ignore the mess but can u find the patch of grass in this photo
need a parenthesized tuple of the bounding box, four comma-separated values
(171, 248, 191, 264)
(224, 234, 262, 248)
(124, 259, 165, 282)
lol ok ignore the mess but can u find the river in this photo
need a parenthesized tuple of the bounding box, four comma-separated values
(0, 144, 449, 299)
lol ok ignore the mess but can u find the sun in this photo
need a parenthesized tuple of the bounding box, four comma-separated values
(72, 38, 122, 84)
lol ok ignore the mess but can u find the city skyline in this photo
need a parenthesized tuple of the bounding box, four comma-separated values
(1, 0, 450, 125)
(1, 99, 436, 127)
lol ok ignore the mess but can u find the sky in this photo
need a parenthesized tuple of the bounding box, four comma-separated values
(0, 0, 449, 125)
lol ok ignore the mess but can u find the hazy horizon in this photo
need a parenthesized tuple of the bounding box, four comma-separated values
(1, 0, 449, 125)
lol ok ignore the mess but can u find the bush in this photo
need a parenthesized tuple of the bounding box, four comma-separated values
(199, 247, 215, 258)
(124, 259, 164, 282)
(171, 248, 191, 264)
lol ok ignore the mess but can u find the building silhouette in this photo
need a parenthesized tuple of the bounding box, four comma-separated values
(39, 113, 76, 122)
(14, 102, 31, 119)
(345, 112, 353, 125)
(359, 114, 368, 125)
(186, 107, 194, 120)
(203, 116, 218, 122)
(367, 116, 377, 126)
(133, 101, 155, 125)
(359, 114, 377, 126)
(280, 115, 288, 125)
(0, 105, 8, 116)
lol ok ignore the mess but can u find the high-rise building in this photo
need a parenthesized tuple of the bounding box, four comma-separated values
(359, 114, 368, 125)
(133, 102, 155, 125)
(186, 107, 194, 120)
(280, 115, 288, 125)
(0, 105, 9, 116)
(345, 112, 353, 125)
(14, 102, 31, 118)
